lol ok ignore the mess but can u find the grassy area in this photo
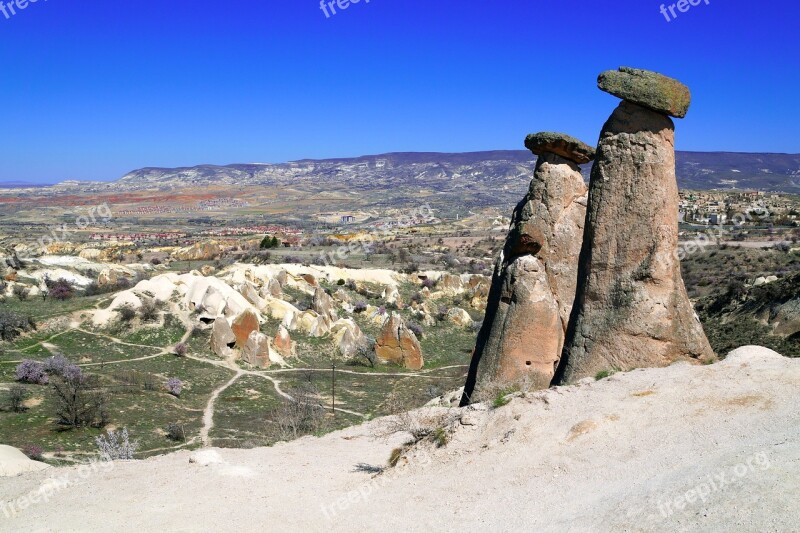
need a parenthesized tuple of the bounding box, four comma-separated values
(0, 293, 107, 321)
(682, 245, 800, 299)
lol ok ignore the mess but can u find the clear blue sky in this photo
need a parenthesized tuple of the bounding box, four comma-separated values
(1, 0, 798, 183)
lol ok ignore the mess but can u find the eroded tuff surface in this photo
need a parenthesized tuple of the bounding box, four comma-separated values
(2, 347, 797, 532)
(557, 101, 714, 384)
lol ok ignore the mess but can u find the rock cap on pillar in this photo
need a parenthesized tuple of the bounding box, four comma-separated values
(524, 132, 596, 165)
(597, 67, 692, 118)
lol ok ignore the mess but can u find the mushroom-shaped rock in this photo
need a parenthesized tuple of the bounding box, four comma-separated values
(597, 66, 691, 118)
(461, 133, 590, 405)
(524, 131, 596, 165)
(558, 97, 713, 385)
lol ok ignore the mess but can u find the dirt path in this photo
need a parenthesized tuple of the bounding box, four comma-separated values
(200, 371, 242, 446)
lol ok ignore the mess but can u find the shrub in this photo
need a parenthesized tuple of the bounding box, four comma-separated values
(492, 391, 512, 408)
(51, 371, 109, 428)
(173, 343, 188, 357)
(268, 385, 325, 441)
(139, 298, 161, 322)
(165, 423, 185, 442)
(337, 279, 346, 286)
(12, 284, 29, 301)
(0, 310, 35, 341)
(353, 337, 377, 368)
(22, 444, 44, 462)
(150, 258, 162, 265)
(15, 360, 49, 385)
(353, 301, 368, 313)
(47, 278, 74, 301)
(43, 354, 70, 376)
(433, 427, 449, 448)
(166, 378, 182, 397)
(95, 428, 139, 460)
(407, 322, 424, 338)
(143, 373, 157, 392)
(595, 369, 615, 381)
(388, 447, 405, 467)
(6, 385, 28, 412)
(117, 304, 137, 323)
(421, 278, 436, 290)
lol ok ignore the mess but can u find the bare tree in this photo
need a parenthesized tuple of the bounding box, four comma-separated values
(51, 369, 109, 428)
(268, 384, 325, 441)
(6, 385, 28, 412)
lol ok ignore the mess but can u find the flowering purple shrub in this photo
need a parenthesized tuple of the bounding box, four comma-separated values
(166, 378, 182, 397)
(47, 278, 74, 301)
(377, 306, 387, 316)
(173, 343, 188, 357)
(43, 354, 69, 375)
(15, 360, 48, 385)
(22, 444, 44, 461)
(407, 322, 424, 338)
(421, 278, 436, 289)
(62, 364, 84, 383)
(353, 301, 368, 313)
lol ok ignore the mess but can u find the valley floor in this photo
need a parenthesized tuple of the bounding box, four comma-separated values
(1, 346, 798, 532)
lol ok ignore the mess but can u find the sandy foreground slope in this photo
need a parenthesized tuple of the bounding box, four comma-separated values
(1, 346, 798, 532)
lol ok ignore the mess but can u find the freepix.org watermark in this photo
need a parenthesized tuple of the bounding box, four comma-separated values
(320, 0, 370, 19)
(659, 0, 710, 22)
(656, 451, 771, 518)
(1, 456, 114, 520)
(0, 0, 47, 21)
(33, 203, 113, 255)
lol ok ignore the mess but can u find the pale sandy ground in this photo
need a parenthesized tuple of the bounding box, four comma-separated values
(1, 346, 798, 532)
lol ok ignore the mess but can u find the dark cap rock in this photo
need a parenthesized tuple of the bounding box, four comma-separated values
(524, 132, 596, 165)
(597, 67, 691, 118)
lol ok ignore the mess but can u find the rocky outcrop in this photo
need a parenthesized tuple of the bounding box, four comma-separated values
(273, 325, 296, 357)
(313, 287, 338, 321)
(172, 241, 223, 261)
(375, 313, 423, 370)
(242, 331, 272, 368)
(97, 267, 134, 287)
(461, 132, 592, 404)
(557, 70, 714, 385)
(447, 308, 474, 328)
(331, 319, 366, 358)
(211, 318, 237, 358)
(231, 309, 260, 348)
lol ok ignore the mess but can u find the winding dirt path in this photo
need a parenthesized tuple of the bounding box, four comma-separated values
(200, 371, 242, 446)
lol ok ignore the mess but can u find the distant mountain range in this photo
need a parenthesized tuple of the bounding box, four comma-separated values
(4, 152, 800, 205)
(0, 181, 53, 188)
(115, 151, 800, 194)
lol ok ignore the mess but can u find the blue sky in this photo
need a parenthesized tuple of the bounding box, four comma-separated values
(1, 0, 798, 183)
